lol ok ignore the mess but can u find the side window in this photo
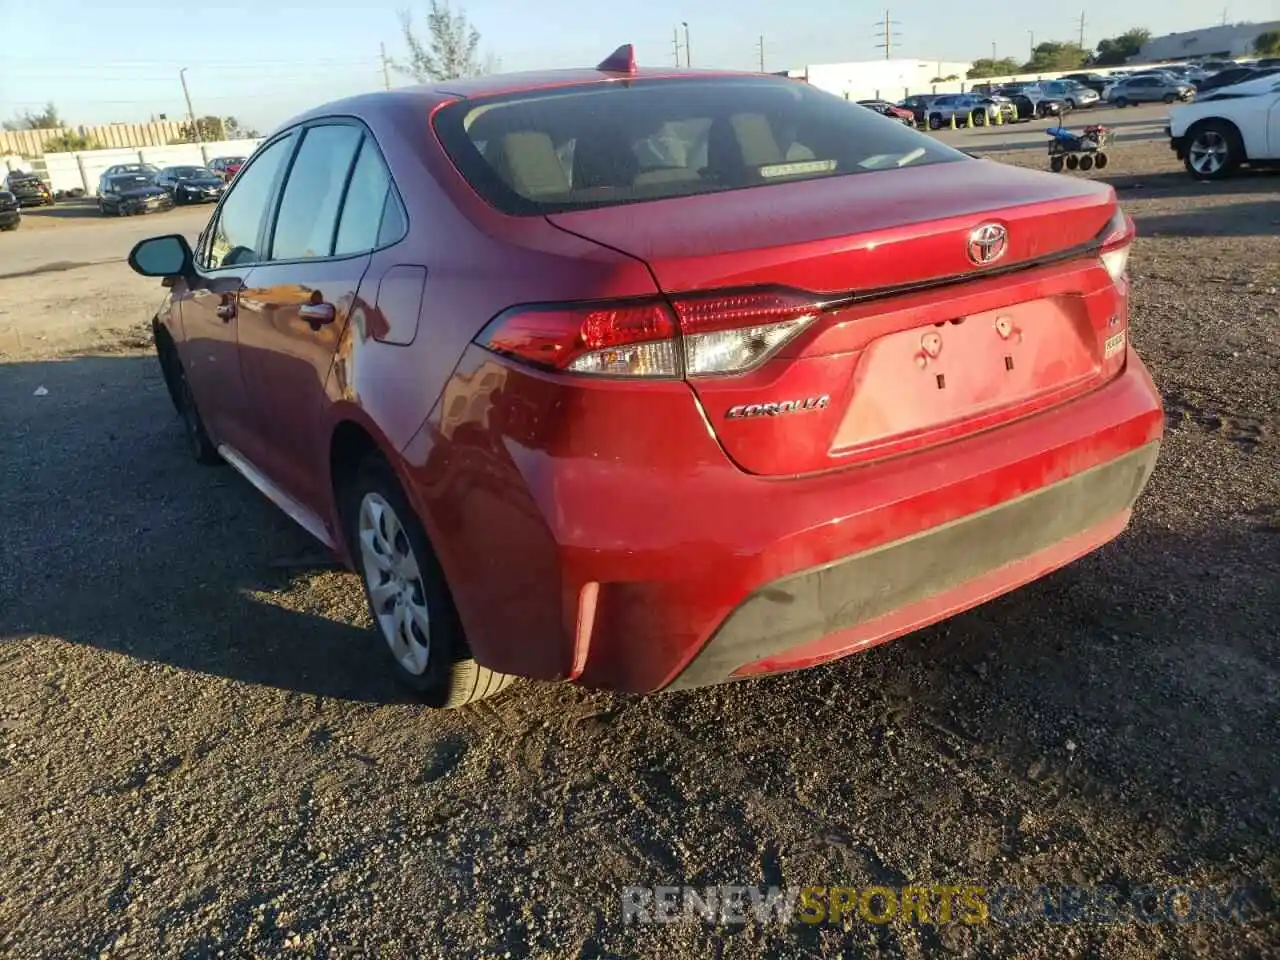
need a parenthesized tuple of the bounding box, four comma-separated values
(333, 135, 404, 256)
(269, 124, 363, 261)
(204, 136, 293, 270)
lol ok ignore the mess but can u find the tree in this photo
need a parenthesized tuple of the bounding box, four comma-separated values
(1022, 41, 1089, 73)
(170, 115, 227, 143)
(1255, 31, 1280, 56)
(42, 130, 97, 152)
(1093, 28, 1151, 66)
(392, 0, 493, 82)
(966, 57, 1022, 79)
(222, 117, 260, 139)
(2, 102, 64, 131)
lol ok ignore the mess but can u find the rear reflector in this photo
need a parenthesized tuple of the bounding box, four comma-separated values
(477, 288, 825, 378)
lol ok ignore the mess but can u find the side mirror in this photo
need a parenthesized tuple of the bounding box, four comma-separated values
(128, 234, 194, 279)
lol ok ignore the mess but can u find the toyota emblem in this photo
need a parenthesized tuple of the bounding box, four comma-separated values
(967, 223, 1008, 266)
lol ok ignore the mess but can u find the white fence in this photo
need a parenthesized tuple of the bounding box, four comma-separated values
(4, 139, 264, 196)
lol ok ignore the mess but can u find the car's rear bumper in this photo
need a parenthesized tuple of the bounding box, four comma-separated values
(405, 347, 1163, 695)
(0, 209, 19, 226)
(667, 441, 1155, 689)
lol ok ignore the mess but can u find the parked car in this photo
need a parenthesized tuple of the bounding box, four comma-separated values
(155, 165, 227, 204)
(969, 94, 1018, 124)
(1107, 75, 1195, 106)
(125, 46, 1162, 708)
(98, 173, 175, 216)
(1167, 72, 1280, 180)
(898, 93, 942, 125)
(1036, 80, 1100, 109)
(100, 163, 160, 184)
(857, 99, 915, 125)
(0, 190, 20, 230)
(1061, 72, 1113, 94)
(4, 170, 54, 207)
(923, 93, 999, 128)
(209, 156, 247, 182)
(1196, 66, 1280, 94)
(994, 84, 1068, 119)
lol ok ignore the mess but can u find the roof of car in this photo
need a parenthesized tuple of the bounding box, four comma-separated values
(279, 66, 764, 131)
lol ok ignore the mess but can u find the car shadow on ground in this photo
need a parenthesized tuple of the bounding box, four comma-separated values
(1132, 199, 1280, 238)
(2, 350, 1277, 959)
(3, 353, 1277, 795)
(0, 353, 410, 705)
(20, 200, 109, 221)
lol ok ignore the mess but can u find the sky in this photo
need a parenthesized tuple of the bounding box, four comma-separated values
(3, 0, 1279, 133)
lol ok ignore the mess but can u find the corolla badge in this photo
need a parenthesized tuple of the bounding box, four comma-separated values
(726, 395, 830, 419)
(967, 222, 1008, 265)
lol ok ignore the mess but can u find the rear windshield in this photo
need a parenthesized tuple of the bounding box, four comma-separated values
(433, 76, 967, 215)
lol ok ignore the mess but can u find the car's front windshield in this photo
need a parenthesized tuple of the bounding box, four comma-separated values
(111, 175, 154, 190)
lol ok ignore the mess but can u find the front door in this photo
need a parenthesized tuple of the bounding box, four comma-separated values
(175, 133, 297, 457)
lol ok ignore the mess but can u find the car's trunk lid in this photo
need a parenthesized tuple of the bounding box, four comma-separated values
(548, 159, 1127, 476)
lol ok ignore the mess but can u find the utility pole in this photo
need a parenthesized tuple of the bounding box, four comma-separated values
(672, 26, 682, 66)
(179, 68, 201, 143)
(757, 35, 765, 72)
(992, 41, 997, 61)
(1028, 30, 1035, 60)
(1077, 10, 1086, 52)
(872, 10, 902, 59)
(381, 43, 392, 90)
(682, 22, 691, 67)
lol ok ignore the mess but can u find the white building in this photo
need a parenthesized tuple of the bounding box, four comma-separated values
(1136, 21, 1280, 62)
(784, 59, 974, 101)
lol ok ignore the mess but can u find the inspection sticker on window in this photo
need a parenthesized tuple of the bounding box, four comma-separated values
(1104, 330, 1126, 359)
(759, 159, 837, 179)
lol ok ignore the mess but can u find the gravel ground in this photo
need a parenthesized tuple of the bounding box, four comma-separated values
(1, 131, 1277, 959)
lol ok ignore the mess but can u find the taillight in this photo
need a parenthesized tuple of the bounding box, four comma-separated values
(476, 288, 825, 378)
(1098, 208, 1135, 285)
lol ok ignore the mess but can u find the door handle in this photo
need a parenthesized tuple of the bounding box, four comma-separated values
(299, 302, 336, 331)
(215, 302, 236, 321)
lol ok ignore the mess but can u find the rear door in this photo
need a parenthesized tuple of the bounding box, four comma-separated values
(236, 121, 401, 514)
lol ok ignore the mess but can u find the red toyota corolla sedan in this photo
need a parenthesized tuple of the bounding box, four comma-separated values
(127, 46, 1162, 708)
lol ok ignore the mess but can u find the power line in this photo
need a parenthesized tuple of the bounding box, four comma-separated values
(872, 10, 903, 60)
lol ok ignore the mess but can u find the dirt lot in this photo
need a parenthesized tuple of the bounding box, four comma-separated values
(1, 124, 1277, 958)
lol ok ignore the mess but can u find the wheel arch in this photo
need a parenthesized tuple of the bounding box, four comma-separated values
(1185, 115, 1248, 160)
(325, 406, 441, 568)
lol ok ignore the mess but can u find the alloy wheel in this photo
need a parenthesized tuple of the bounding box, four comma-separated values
(1188, 131, 1228, 176)
(358, 493, 431, 676)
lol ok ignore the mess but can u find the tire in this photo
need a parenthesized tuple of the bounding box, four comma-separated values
(971, 111, 985, 127)
(1050, 156, 1065, 172)
(162, 339, 221, 465)
(1066, 154, 1080, 170)
(928, 114, 942, 130)
(1184, 120, 1244, 181)
(1079, 154, 1094, 171)
(1095, 152, 1109, 169)
(1162, 93, 1176, 104)
(343, 455, 517, 708)
(1066, 98, 1076, 108)
(1114, 97, 1128, 108)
